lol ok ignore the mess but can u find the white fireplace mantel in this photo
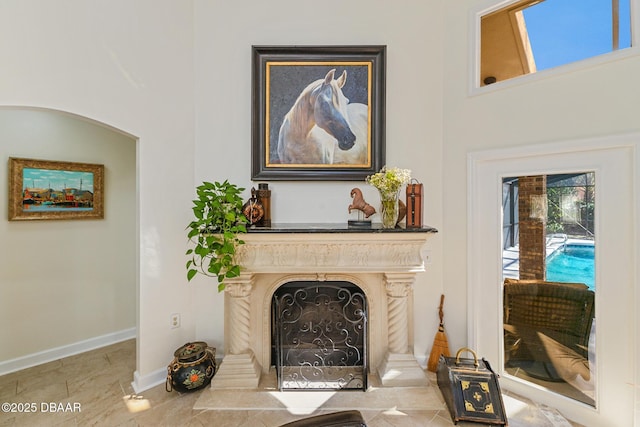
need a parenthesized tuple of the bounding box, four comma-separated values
(210, 224, 437, 389)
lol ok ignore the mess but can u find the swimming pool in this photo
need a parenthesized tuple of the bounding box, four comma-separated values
(546, 243, 595, 289)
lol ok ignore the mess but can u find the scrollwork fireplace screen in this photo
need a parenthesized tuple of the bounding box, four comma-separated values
(272, 281, 368, 391)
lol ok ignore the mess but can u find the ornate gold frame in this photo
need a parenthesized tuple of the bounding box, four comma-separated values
(8, 157, 104, 221)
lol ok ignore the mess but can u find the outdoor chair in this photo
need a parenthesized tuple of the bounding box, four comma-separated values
(503, 278, 595, 382)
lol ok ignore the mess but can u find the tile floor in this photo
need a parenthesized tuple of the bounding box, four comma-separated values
(0, 339, 583, 426)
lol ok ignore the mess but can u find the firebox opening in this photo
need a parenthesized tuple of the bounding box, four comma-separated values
(271, 281, 368, 391)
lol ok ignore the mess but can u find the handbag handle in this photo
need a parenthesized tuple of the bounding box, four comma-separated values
(455, 347, 480, 368)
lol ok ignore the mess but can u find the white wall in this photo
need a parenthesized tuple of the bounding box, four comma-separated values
(0, 0, 196, 387)
(192, 0, 446, 362)
(2, 1, 638, 421)
(0, 109, 136, 363)
(443, 1, 640, 424)
(2, 3, 638, 419)
(441, 0, 640, 352)
(0, 0, 448, 389)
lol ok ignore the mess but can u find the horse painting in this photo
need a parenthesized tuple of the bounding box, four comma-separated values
(276, 69, 368, 165)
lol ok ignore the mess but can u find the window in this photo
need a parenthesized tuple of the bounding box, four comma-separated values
(467, 135, 638, 425)
(480, 0, 631, 86)
(502, 173, 596, 407)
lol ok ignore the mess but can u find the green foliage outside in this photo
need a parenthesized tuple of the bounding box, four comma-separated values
(546, 178, 595, 238)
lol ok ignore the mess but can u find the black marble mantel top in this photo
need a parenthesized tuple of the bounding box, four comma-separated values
(246, 223, 438, 234)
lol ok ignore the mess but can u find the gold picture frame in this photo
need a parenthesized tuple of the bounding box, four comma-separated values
(8, 157, 104, 221)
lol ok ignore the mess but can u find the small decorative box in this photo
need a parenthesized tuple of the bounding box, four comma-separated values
(437, 347, 508, 425)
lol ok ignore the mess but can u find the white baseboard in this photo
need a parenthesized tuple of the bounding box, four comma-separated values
(131, 367, 167, 393)
(0, 327, 136, 376)
(415, 354, 427, 369)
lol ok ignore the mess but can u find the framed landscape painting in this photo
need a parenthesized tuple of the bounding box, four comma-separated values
(251, 45, 386, 181)
(8, 157, 104, 221)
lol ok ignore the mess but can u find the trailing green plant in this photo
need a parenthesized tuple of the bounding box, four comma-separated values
(186, 180, 248, 291)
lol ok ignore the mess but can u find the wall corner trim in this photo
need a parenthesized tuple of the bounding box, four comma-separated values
(131, 367, 167, 393)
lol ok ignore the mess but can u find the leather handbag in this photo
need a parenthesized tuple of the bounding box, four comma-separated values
(436, 347, 507, 425)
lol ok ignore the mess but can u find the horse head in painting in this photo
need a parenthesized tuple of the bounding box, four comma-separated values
(277, 69, 368, 165)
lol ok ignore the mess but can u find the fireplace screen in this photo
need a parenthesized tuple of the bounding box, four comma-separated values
(272, 281, 368, 391)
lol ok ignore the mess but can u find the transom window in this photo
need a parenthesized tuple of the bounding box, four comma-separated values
(480, 0, 632, 86)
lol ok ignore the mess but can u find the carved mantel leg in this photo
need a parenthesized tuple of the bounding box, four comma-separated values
(210, 273, 261, 389)
(377, 272, 428, 386)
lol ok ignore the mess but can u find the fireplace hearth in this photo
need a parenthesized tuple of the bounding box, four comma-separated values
(209, 224, 437, 390)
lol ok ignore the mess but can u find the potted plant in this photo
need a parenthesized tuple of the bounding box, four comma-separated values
(186, 180, 248, 291)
